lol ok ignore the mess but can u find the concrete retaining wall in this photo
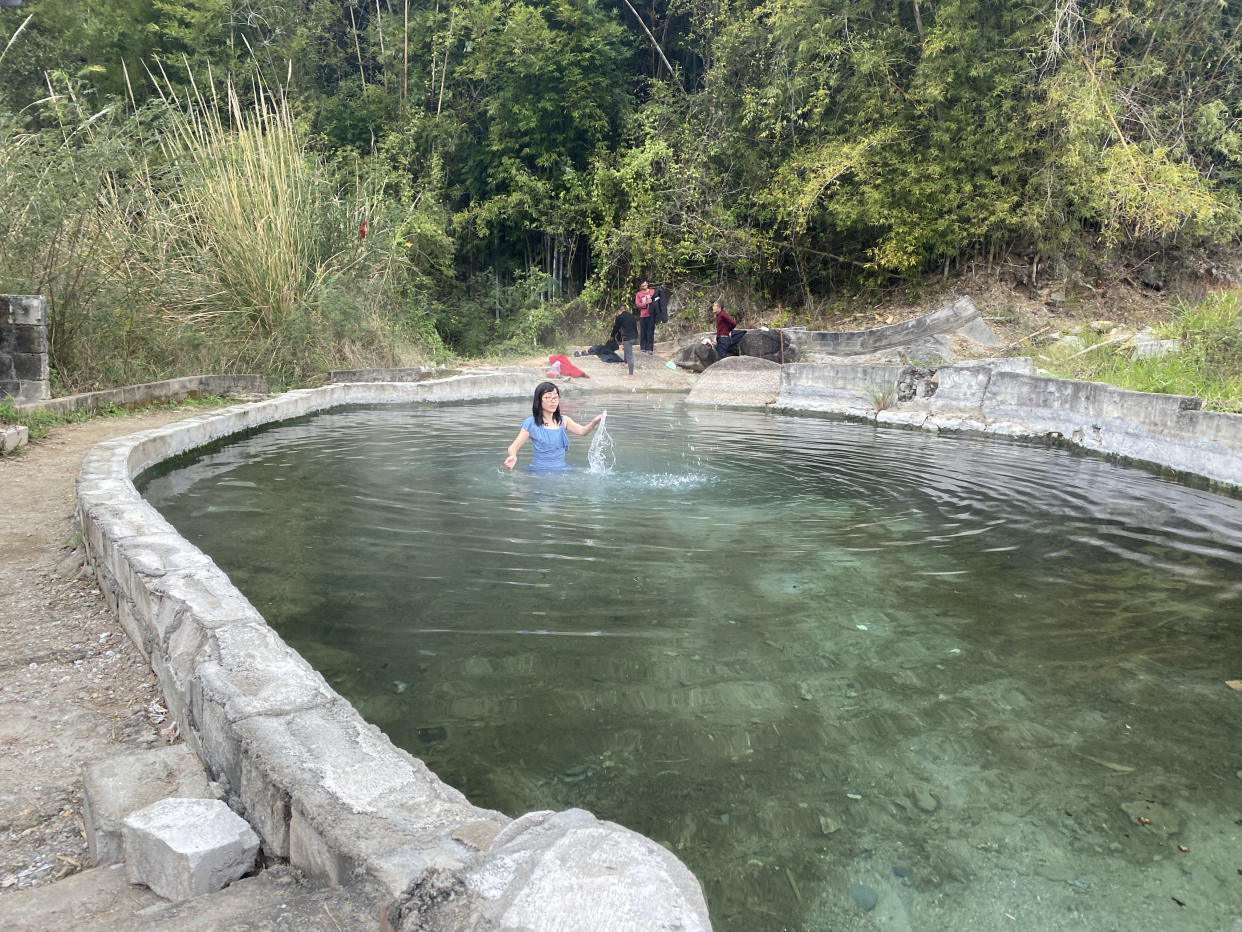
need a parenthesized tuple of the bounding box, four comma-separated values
(76, 373, 712, 929)
(779, 362, 909, 416)
(325, 367, 457, 384)
(787, 296, 997, 357)
(775, 362, 1242, 490)
(15, 374, 270, 417)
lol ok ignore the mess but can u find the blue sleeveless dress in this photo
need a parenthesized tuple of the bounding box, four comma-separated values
(521, 415, 571, 470)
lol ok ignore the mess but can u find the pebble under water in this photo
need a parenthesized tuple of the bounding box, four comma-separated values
(140, 393, 1242, 931)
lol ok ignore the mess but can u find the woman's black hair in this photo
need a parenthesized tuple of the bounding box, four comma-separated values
(532, 382, 562, 425)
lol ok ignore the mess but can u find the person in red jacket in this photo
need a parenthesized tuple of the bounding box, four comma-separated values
(546, 354, 589, 378)
(714, 299, 746, 361)
(635, 281, 656, 355)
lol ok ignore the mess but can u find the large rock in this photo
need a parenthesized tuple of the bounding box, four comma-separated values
(686, 356, 782, 407)
(737, 329, 798, 363)
(672, 341, 718, 372)
(123, 797, 260, 901)
(389, 809, 712, 932)
(82, 745, 219, 865)
(706, 355, 781, 372)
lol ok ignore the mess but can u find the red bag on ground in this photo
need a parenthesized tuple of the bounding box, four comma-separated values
(547, 354, 589, 378)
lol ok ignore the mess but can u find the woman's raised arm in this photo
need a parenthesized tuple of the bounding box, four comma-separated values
(564, 413, 604, 436)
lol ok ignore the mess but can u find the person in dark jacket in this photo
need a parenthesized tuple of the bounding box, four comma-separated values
(714, 300, 746, 361)
(611, 307, 639, 379)
(575, 338, 625, 363)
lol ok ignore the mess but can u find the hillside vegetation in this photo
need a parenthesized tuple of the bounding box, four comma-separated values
(0, 0, 1239, 392)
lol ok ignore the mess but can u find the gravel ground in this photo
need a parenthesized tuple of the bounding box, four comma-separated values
(0, 408, 220, 897)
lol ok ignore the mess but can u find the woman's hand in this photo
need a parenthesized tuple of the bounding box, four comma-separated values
(590, 412, 605, 429)
(504, 453, 517, 470)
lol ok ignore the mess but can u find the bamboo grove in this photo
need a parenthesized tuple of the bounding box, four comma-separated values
(1, 0, 1239, 365)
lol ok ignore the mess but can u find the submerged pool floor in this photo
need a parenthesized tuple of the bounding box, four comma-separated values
(141, 393, 1242, 931)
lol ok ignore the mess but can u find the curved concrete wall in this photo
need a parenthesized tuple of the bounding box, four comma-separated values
(788, 295, 997, 357)
(16, 374, 271, 417)
(776, 362, 1242, 491)
(76, 374, 712, 931)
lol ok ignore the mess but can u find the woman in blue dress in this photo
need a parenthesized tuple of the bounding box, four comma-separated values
(504, 382, 604, 471)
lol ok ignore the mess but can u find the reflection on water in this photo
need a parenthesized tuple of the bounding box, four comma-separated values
(141, 394, 1242, 931)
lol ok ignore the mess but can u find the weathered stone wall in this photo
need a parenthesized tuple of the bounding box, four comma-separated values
(76, 373, 712, 929)
(324, 367, 452, 384)
(787, 296, 998, 358)
(775, 361, 1242, 490)
(778, 362, 910, 416)
(664, 296, 998, 368)
(15, 373, 270, 417)
(0, 295, 50, 403)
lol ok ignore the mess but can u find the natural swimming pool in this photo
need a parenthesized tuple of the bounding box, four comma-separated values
(140, 392, 1242, 931)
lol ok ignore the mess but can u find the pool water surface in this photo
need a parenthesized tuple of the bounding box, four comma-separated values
(140, 393, 1242, 931)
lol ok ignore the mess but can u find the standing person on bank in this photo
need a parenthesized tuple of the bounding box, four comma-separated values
(714, 299, 746, 361)
(504, 382, 604, 471)
(635, 281, 656, 355)
(611, 305, 639, 380)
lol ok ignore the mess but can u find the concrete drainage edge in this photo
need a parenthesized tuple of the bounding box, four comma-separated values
(74, 374, 713, 928)
(775, 363, 1242, 491)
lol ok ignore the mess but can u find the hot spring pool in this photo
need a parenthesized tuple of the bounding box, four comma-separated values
(140, 392, 1242, 931)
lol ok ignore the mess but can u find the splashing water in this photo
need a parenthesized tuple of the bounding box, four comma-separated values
(587, 410, 615, 474)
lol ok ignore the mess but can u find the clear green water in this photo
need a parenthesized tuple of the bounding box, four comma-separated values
(141, 394, 1242, 931)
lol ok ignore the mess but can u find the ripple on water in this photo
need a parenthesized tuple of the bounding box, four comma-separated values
(140, 393, 1242, 932)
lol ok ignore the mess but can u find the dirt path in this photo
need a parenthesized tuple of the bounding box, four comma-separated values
(0, 408, 226, 895)
(0, 402, 396, 930)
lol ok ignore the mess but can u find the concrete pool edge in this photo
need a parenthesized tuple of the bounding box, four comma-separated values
(767, 362, 1242, 491)
(74, 373, 713, 931)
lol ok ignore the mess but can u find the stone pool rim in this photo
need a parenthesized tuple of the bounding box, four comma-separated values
(75, 372, 713, 931)
(75, 366, 1242, 926)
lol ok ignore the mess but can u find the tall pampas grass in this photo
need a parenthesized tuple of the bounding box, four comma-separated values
(147, 73, 370, 338)
(0, 66, 441, 393)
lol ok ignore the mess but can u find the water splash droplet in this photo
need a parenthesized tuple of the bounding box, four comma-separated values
(587, 411, 615, 474)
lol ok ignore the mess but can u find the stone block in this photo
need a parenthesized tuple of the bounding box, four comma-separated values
(1, 295, 47, 327)
(1132, 338, 1180, 360)
(142, 563, 266, 644)
(82, 745, 217, 865)
(209, 622, 336, 720)
(17, 380, 51, 403)
(952, 357, 1035, 375)
(1, 424, 27, 453)
(76, 477, 137, 510)
(0, 323, 47, 355)
(13, 351, 49, 381)
(123, 797, 260, 901)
